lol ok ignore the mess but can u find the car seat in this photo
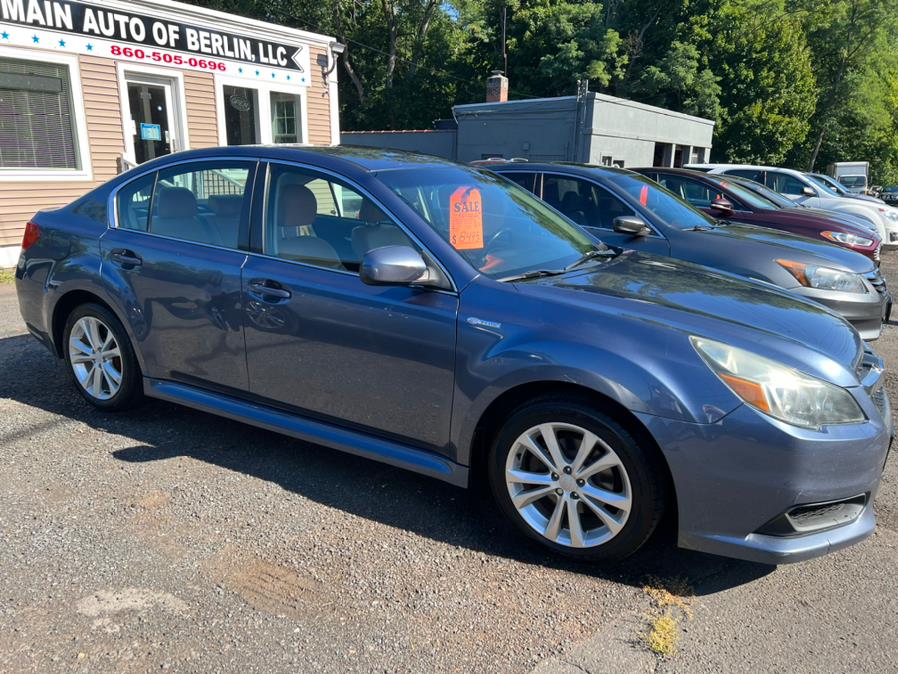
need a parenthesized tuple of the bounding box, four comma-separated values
(275, 184, 343, 270)
(351, 200, 410, 258)
(152, 187, 222, 246)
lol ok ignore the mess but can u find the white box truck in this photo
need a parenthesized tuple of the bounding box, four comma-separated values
(828, 161, 870, 194)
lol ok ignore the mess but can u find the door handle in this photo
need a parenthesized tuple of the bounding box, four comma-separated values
(248, 280, 292, 301)
(110, 249, 142, 267)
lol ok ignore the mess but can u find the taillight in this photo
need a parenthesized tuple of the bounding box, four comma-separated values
(21, 221, 40, 251)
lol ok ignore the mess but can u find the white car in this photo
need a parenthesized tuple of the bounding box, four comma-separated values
(687, 164, 898, 246)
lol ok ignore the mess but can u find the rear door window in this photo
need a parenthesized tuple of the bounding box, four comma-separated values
(502, 172, 538, 193)
(724, 169, 765, 182)
(542, 173, 637, 229)
(148, 161, 255, 248)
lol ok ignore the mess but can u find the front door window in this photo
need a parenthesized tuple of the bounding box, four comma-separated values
(127, 80, 175, 164)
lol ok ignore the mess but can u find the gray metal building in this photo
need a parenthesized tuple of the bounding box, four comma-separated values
(342, 91, 715, 168)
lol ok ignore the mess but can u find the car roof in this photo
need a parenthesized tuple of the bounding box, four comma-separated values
(685, 163, 806, 177)
(482, 161, 633, 177)
(127, 145, 458, 175)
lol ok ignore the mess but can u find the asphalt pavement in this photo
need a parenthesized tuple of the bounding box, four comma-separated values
(0, 256, 896, 673)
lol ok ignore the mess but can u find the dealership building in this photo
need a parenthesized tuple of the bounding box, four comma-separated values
(0, 0, 341, 266)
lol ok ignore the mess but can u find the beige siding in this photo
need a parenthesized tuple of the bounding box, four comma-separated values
(0, 55, 124, 248)
(184, 71, 219, 149)
(307, 45, 333, 146)
(1, 45, 335, 249)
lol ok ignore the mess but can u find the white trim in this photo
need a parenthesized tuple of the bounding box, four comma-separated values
(116, 62, 190, 165)
(328, 47, 341, 145)
(96, 0, 335, 47)
(0, 245, 19, 268)
(0, 45, 93, 182)
(214, 74, 310, 147)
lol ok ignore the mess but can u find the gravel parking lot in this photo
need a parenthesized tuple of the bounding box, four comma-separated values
(1, 256, 897, 674)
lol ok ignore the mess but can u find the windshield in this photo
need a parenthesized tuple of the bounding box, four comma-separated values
(729, 177, 798, 208)
(840, 175, 867, 189)
(811, 174, 848, 194)
(375, 166, 598, 279)
(804, 175, 841, 197)
(711, 177, 778, 210)
(602, 171, 716, 230)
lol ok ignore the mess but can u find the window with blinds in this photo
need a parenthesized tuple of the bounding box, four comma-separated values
(0, 57, 80, 170)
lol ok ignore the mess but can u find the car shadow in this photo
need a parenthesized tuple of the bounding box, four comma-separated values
(0, 333, 773, 595)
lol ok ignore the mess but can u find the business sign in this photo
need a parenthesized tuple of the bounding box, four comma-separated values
(0, 0, 312, 84)
(139, 122, 161, 141)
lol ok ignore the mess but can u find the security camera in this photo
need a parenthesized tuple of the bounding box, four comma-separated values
(330, 41, 346, 56)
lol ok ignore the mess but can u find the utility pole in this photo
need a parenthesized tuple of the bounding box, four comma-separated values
(501, 4, 508, 76)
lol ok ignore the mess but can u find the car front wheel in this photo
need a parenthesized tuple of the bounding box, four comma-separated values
(488, 398, 665, 561)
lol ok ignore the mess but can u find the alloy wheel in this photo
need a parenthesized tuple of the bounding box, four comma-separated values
(505, 422, 632, 548)
(68, 316, 123, 401)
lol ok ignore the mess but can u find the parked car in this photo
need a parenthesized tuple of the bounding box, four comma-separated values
(807, 172, 885, 206)
(723, 175, 884, 233)
(882, 186, 898, 206)
(686, 163, 898, 244)
(634, 167, 882, 263)
(15, 147, 893, 565)
(487, 161, 890, 340)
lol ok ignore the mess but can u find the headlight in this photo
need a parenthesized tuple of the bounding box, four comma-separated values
(820, 231, 874, 247)
(776, 259, 867, 293)
(691, 337, 865, 429)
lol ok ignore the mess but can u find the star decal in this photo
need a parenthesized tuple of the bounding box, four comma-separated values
(86, 43, 94, 51)
(1, 32, 9, 40)
(254, 70, 260, 76)
(32, 34, 39, 43)
(238, 67, 243, 74)
(58, 39, 66, 47)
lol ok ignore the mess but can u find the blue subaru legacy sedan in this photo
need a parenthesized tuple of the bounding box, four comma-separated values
(15, 147, 892, 564)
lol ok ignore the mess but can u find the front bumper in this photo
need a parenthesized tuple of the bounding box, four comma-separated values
(792, 274, 890, 341)
(636, 375, 891, 565)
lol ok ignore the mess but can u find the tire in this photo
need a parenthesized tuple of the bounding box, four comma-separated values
(62, 303, 143, 411)
(487, 397, 665, 562)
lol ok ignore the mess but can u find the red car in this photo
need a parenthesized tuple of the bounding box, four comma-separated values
(636, 167, 882, 263)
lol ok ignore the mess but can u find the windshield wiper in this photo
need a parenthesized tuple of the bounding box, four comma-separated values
(562, 247, 618, 271)
(499, 268, 567, 282)
(500, 247, 618, 282)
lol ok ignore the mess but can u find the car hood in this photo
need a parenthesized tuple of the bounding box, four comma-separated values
(690, 222, 875, 272)
(520, 250, 863, 381)
(798, 206, 879, 232)
(730, 209, 877, 239)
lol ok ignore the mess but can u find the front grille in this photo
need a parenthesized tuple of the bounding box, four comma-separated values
(872, 385, 887, 418)
(856, 345, 889, 420)
(866, 269, 887, 297)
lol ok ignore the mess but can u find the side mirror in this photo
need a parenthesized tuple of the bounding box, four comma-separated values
(709, 198, 734, 217)
(360, 245, 428, 286)
(613, 215, 651, 236)
(801, 186, 817, 197)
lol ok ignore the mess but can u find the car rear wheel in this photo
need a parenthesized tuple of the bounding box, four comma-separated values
(488, 398, 665, 561)
(63, 304, 142, 411)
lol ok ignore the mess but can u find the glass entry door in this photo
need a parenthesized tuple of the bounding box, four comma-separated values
(126, 77, 178, 164)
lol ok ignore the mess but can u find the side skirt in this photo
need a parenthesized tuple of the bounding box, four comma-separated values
(143, 378, 469, 487)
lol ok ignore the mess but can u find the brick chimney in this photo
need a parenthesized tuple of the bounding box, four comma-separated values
(486, 70, 508, 103)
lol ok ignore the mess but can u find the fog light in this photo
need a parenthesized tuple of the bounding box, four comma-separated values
(757, 495, 867, 536)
